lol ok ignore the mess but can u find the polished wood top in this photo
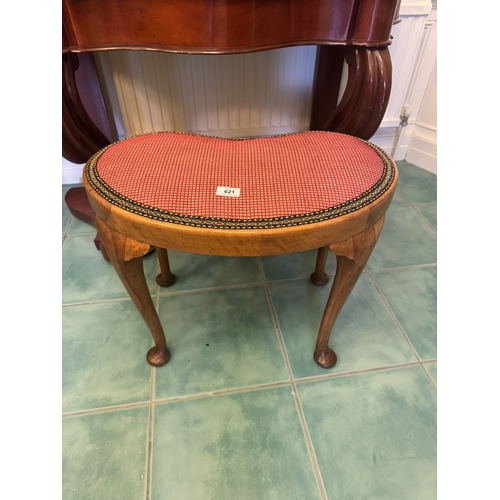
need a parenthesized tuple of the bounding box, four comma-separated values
(63, 0, 400, 55)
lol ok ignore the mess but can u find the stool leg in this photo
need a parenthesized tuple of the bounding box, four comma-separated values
(95, 217, 170, 367)
(314, 217, 385, 368)
(310, 246, 330, 286)
(156, 248, 176, 287)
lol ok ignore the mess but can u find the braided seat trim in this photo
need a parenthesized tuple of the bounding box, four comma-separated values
(85, 131, 395, 230)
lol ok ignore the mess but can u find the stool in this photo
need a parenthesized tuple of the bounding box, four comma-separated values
(83, 131, 398, 369)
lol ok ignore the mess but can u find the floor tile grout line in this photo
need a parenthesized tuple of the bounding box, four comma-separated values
(420, 363, 437, 392)
(257, 275, 313, 285)
(410, 201, 437, 206)
(412, 204, 437, 233)
(294, 361, 422, 385)
(156, 272, 348, 298)
(153, 381, 293, 405)
(63, 232, 101, 240)
(62, 214, 73, 241)
(146, 288, 163, 500)
(157, 280, 266, 297)
(393, 184, 412, 205)
(146, 366, 156, 500)
(366, 272, 424, 364)
(257, 257, 328, 500)
(246, 263, 435, 283)
(62, 401, 151, 418)
(64, 231, 99, 238)
(291, 383, 328, 500)
(147, 291, 159, 500)
(62, 266, 436, 309)
(62, 296, 140, 307)
(153, 260, 430, 298)
(367, 262, 437, 274)
(61, 254, 151, 308)
(367, 271, 437, 393)
(257, 258, 295, 384)
(61, 362, 430, 418)
(257, 256, 267, 283)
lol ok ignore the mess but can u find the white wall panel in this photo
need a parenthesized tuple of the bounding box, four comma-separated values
(404, 3, 437, 172)
(96, 46, 318, 140)
(370, 0, 434, 159)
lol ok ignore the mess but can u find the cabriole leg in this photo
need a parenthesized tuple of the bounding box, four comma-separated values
(314, 217, 385, 368)
(95, 217, 170, 367)
(156, 247, 176, 287)
(310, 245, 330, 286)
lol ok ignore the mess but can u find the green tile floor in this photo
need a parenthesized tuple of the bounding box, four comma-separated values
(62, 160, 437, 500)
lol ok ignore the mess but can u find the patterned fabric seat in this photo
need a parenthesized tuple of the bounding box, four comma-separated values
(86, 131, 395, 230)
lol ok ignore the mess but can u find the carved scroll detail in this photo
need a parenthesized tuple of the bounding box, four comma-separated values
(311, 46, 392, 140)
(62, 53, 111, 163)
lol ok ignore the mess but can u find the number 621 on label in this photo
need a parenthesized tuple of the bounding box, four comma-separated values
(216, 186, 241, 197)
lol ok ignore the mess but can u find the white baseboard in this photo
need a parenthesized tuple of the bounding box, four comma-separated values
(369, 125, 401, 159)
(62, 158, 84, 185)
(405, 123, 437, 174)
(370, 121, 437, 174)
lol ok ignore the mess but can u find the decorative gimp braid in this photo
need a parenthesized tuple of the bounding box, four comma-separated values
(85, 131, 395, 230)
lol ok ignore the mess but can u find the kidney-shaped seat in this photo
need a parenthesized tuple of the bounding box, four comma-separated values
(83, 130, 398, 368)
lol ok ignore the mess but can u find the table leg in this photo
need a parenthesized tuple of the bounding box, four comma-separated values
(156, 248, 176, 287)
(95, 217, 171, 367)
(65, 186, 110, 260)
(310, 46, 392, 140)
(314, 217, 385, 368)
(310, 246, 330, 286)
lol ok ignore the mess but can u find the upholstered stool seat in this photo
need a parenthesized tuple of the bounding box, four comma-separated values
(83, 131, 398, 369)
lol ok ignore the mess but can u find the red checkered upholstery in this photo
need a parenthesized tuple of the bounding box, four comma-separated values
(86, 131, 394, 229)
